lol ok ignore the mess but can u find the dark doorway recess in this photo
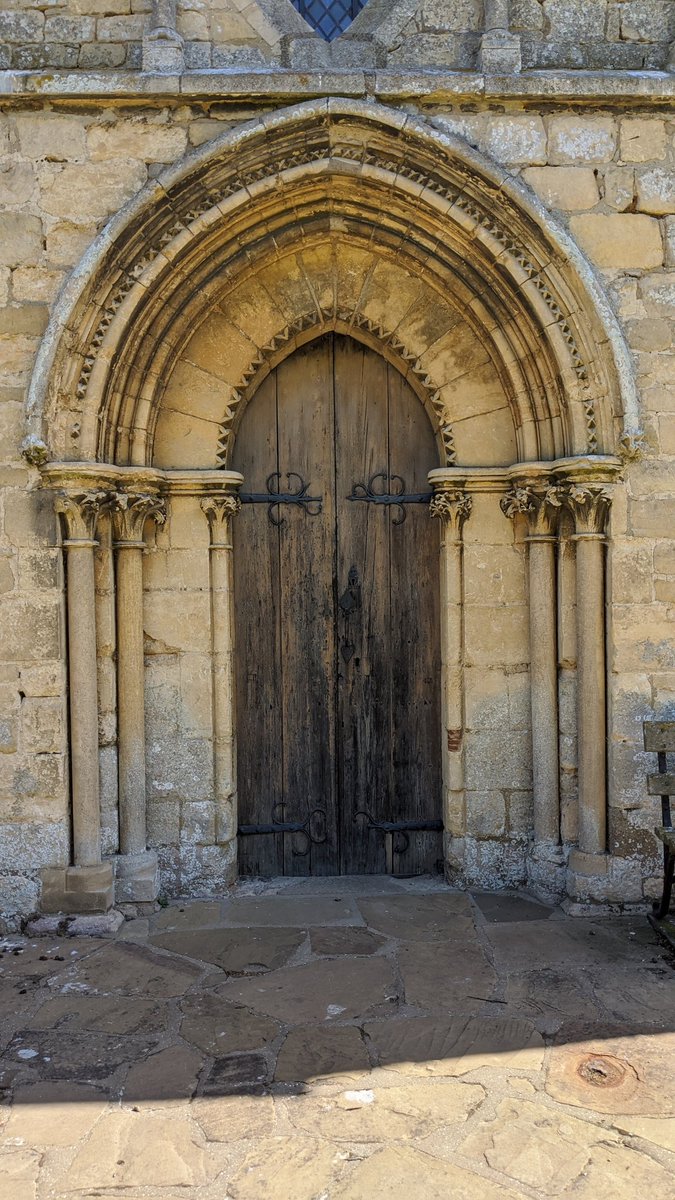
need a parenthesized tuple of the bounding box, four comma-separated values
(233, 334, 441, 876)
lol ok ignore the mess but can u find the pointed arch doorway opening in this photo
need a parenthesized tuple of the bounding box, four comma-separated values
(233, 333, 442, 877)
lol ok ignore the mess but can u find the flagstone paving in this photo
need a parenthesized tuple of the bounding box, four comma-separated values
(1, 877, 674, 1199)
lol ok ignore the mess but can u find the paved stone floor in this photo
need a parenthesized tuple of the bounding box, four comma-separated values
(1, 876, 675, 1199)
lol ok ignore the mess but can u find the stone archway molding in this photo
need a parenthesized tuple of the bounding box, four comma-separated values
(26, 99, 639, 471)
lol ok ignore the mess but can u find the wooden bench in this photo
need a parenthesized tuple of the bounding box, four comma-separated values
(644, 721, 675, 919)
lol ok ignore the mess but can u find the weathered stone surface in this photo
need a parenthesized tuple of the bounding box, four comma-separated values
(332, 1145, 528, 1200)
(366, 1015, 544, 1076)
(61, 1112, 211, 1190)
(547, 116, 616, 164)
(26, 993, 165, 1035)
(502, 968, 597, 1032)
(0, 1148, 41, 1200)
(180, 995, 280, 1056)
(569, 213, 663, 269)
(274, 1025, 370, 1083)
(39, 159, 146, 221)
(2, 1027, 157, 1081)
(546, 1029, 675, 1115)
(285, 1078, 485, 1141)
(636, 166, 675, 215)
(220, 957, 397, 1023)
(2, 1081, 108, 1145)
(611, 1114, 675, 1153)
(48, 941, 201, 997)
(356, 893, 474, 941)
(87, 119, 187, 163)
(620, 118, 667, 162)
(309, 926, 386, 956)
(191, 1092, 277, 1141)
(150, 926, 305, 972)
(484, 919, 640, 971)
(122, 1045, 202, 1103)
(227, 1137, 340, 1200)
(150, 899, 222, 931)
(522, 165, 599, 210)
(0, 214, 43, 268)
(221, 895, 362, 927)
(202, 1051, 269, 1094)
(398, 939, 497, 1012)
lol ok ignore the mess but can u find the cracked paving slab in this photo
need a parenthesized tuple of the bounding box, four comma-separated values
(0, 881, 673, 1199)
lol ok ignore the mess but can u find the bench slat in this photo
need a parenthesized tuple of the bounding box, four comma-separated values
(647, 773, 675, 795)
(644, 721, 675, 752)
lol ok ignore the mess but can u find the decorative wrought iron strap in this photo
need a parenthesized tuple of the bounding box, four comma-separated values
(240, 472, 322, 526)
(355, 810, 443, 857)
(238, 802, 328, 857)
(348, 472, 432, 525)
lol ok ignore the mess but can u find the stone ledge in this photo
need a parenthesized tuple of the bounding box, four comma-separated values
(0, 68, 673, 105)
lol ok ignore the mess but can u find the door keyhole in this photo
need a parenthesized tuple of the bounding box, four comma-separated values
(339, 566, 361, 615)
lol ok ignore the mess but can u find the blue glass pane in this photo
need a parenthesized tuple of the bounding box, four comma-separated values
(292, 0, 367, 41)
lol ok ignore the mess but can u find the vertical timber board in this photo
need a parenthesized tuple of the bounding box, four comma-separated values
(276, 337, 338, 874)
(387, 363, 442, 874)
(335, 336, 391, 874)
(232, 372, 284, 876)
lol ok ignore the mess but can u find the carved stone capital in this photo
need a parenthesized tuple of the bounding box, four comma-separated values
(619, 430, 646, 463)
(201, 495, 242, 545)
(562, 484, 612, 537)
(501, 485, 563, 537)
(55, 490, 111, 543)
(112, 492, 166, 546)
(429, 489, 472, 538)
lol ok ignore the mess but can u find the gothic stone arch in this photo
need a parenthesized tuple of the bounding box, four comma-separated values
(33, 99, 629, 914)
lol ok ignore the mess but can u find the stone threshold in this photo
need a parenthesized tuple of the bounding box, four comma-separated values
(0, 68, 674, 105)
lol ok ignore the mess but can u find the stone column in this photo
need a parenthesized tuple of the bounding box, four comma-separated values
(502, 484, 565, 901)
(41, 490, 114, 914)
(142, 0, 184, 72)
(112, 491, 166, 902)
(430, 489, 472, 881)
(564, 484, 612, 871)
(479, 0, 521, 73)
(201, 494, 242, 864)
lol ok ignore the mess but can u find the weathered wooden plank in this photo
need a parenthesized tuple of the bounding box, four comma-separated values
(335, 335, 391, 874)
(644, 721, 675, 752)
(648, 774, 675, 795)
(276, 336, 338, 875)
(232, 371, 283, 877)
(387, 361, 442, 876)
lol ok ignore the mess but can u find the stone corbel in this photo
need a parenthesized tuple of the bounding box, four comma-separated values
(479, 0, 521, 74)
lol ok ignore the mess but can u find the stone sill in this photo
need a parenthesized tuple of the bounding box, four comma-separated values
(0, 68, 674, 106)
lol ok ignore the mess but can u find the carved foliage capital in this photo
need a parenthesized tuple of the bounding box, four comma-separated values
(562, 484, 612, 536)
(201, 494, 242, 543)
(429, 489, 472, 537)
(54, 490, 111, 542)
(112, 491, 166, 544)
(500, 485, 563, 536)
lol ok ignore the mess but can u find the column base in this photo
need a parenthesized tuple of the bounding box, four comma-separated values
(142, 30, 184, 73)
(479, 32, 522, 74)
(564, 848, 646, 913)
(40, 863, 114, 914)
(114, 849, 160, 904)
(526, 843, 567, 905)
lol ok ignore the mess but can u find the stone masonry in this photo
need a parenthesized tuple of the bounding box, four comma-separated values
(0, 1, 674, 925)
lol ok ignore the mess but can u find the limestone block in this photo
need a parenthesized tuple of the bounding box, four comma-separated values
(620, 117, 667, 162)
(0, 821, 68, 869)
(481, 116, 546, 166)
(45, 222, 97, 268)
(569, 214, 663, 269)
(180, 841, 236, 895)
(0, 871, 39, 917)
(97, 15, 147, 40)
(521, 166, 599, 211)
(146, 736, 213, 803)
(0, 306, 48, 338)
(465, 667, 509, 730)
(0, 11, 44, 42)
(463, 544, 525, 604)
(3, 487, 55, 547)
(465, 730, 532, 790)
(180, 800, 216, 845)
(0, 717, 17, 754)
(18, 662, 66, 699)
(20, 698, 64, 754)
(629, 497, 675, 537)
(636, 166, 675, 215)
(147, 798, 180, 846)
(465, 606, 530, 665)
(14, 114, 88, 162)
(179, 652, 213, 736)
(0, 214, 43, 269)
(466, 790, 506, 837)
(654, 542, 675, 574)
(626, 317, 672, 351)
(612, 603, 675, 672)
(657, 410, 675, 453)
(45, 15, 96, 41)
(143, 590, 211, 653)
(638, 272, 675, 318)
(547, 116, 617, 165)
(12, 267, 65, 304)
(0, 599, 61, 662)
(609, 540, 654, 604)
(0, 558, 15, 594)
(60, 1112, 210, 1190)
(655, 578, 675, 602)
(619, 0, 675, 42)
(87, 119, 187, 163)
(79, 43, 128, 68)
(0, 161, 36, 209)
(39, 160, 147, 222)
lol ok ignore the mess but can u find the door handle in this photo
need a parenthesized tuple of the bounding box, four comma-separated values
(338, 566, 361, 615)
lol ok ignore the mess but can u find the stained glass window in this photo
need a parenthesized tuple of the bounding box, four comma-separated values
(291, 0, 367, 41)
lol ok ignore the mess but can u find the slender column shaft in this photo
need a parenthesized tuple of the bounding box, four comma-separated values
(485, 0, 510, 31)
(152, 0, 176, 30)
(115, 545, 146, 855)
(575, 534, 607, 854)
(201, 496, 241, 845)
(528, 535, 560, 845)
(112, 492, 165, 859)
(430, 490, 472, 844)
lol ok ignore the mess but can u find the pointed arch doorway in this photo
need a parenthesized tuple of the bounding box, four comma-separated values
(233, 333, 442, 877)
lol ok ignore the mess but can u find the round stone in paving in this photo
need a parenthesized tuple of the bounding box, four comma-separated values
(546, 1028, 675, 1115)
(357, 894, 474, 941)
(149, 927, 306, 973)
(180, 995, 280, 1056)
(219, 957, 398, 1023)
(283, 1078, 485, 1141)
(331, 1145, 528, 1199)
(274, 1025, 370, 1083)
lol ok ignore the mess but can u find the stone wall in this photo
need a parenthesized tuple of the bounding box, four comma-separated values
(1, 0, 674, 72)
(0, 80, 674, 921)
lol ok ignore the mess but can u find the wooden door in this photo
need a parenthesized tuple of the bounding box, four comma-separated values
(233, 334, 441, 876)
